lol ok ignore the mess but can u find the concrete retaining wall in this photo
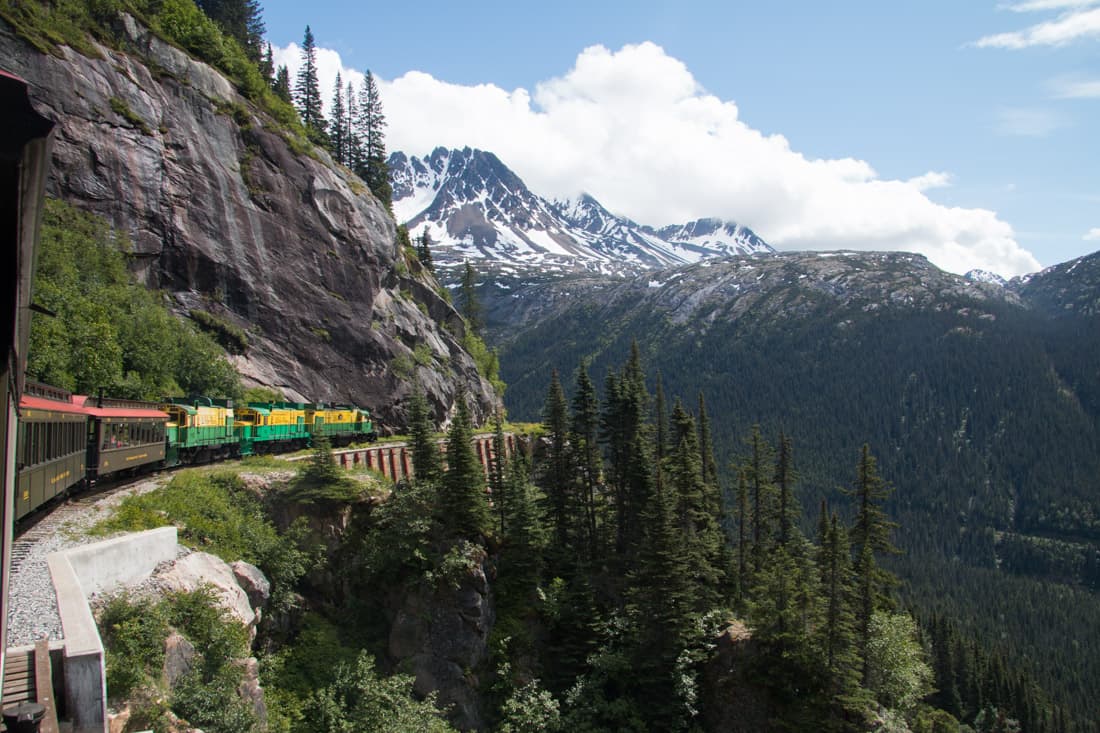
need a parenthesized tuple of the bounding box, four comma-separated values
(47, 527, 178, 733)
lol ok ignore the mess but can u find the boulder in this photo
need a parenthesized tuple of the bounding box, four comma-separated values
(230, 560, 270, 610)
(235, 657, 267, 726)
(156, 552, 255, 630)
(163, 631, 197, 688)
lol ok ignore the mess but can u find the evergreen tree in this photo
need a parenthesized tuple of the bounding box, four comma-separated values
(330, 72, 348, 164)
(625, 441, 694, 730)
(497, 452, 546, 608)
(356, 71, 391, 207)
(697, 392, 718, 490)
(818, 512, 861, 697)
(439, 393, 489, 539)
(460, 260, 483, 334)
(294, 26, 327, 142)
(490, 410, 508, 536)
(196, 0, 264, 60)
(261, 42, 274, 83)
(273, 65, 291, 102)
(774, 431, 798, 549)
(570, 360, 601, 561)
(664, 400, 723, 609)
(600, 342, 650, 558)
(541, 369, 573, 554)
(417, 229, 435, 272)
(345, 81, 364, 172)
(845, 443, 900, 685)
(735, 468, 749, 607)
(744, 425, 775, 573)
(654, 372, 668, 463)
(408, 385, 441, 485)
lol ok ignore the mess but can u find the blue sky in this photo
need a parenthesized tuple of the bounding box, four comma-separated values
(260, 1, 1100, 276)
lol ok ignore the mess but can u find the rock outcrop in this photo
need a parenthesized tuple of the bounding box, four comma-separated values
(0, 16, 498, 428)
(388, 545, 495, 730)
(156, 551, 257, 633)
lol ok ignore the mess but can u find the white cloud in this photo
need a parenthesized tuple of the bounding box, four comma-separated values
(272, 43, 366, 116)
(995, 106, 1066, 136)
(1000, 0, 1100, 12)
(1049, 76, 1100, 97)
(1085, 227, 1100, 240)
(974, 5, 1100, 48)
(906, 171, 953, 191)
(273, 41, 1041, 277)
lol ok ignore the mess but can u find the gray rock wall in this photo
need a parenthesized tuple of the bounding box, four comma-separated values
(0, 16, 497, 428)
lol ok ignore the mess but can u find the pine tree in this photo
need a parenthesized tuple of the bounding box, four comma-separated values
(439, 393, 489, 539)
(417, 229, 435, 272)
(600, 342, 650, 559)
(541, 369, 572, 554)
(774, 431, 798, 549)
(654, 372, 668, 464)
(345, 81, 363, 172)
(697, 392, 718, 490)
(329, 72, 348, 164)
(294, 26, 326, 142)
(273, 65, 291, 102)
(570, 360, 601, 561)
(196, 0, 264, 60)
(846, 444, 901, 684)
(489, 410, 508, 536)
(665, 400, 723, 609)
(261, 43, 274, 83)
(408, 385, 441, 485)
(818, 512, 861, 696)
(356, 71, 391, 207)
(625, 445, 694, 730)
(460, 260, 483, 334)
(744, 425, 775, 573)
(735, 468, 749, 608)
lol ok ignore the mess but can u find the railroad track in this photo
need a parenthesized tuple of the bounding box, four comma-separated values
(11, 474, 164, 573)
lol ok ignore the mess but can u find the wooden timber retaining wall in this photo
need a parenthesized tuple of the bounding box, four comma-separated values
(327, 433, 519, 482)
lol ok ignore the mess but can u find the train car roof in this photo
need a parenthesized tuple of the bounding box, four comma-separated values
(19, 393, 88, 416)
(19, 393, 168, 420)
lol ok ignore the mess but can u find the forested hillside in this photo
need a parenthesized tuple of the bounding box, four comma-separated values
(490, 250, 1100, 727)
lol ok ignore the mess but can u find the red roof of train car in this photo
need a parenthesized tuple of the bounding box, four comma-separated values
(19, 393, 168, 420)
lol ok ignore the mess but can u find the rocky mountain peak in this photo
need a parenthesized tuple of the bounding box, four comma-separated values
(388, 147, 774, 281)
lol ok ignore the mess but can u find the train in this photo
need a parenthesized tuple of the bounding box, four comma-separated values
(14, 381, 377, 520)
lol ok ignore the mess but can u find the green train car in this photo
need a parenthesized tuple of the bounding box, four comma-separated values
(235, 402, 311, 455)
(160, 397, 238, 463)
(306, 403, 376, 446)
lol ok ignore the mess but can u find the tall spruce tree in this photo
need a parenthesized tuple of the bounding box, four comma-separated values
(196, 0, 264, 60)
(818, 512, 861, 698)
(541, 369, 572, 555)
(416, 229, 435, 272)
(345, 81, 364, 172)
(356, 71, 391, 207)
(570, 361, 601, 560)
(744, 425, 775, 573)
(489, 410, 508, 536)
(408, 385, 441, 485)
(697, 392, 718, 490)
(846, 444, 900, 684)
(774, 431, 798, 549)
(273, 65, 291, 102)
(665, 400, 723, 609)
(261, 43, 274, 83)
(329, 72, 348, 164)
(294, 26, 326, 142)
(439, 393, 489, 539)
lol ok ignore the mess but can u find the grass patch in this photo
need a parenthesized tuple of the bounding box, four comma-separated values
(109, 96, 153, 135)
(90, 469, 318, 612)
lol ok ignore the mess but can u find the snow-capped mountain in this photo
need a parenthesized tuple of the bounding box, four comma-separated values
(389, 147, 773, 279)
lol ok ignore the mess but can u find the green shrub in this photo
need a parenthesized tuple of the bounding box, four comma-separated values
(190, 309, 250, 354)
(284, 438, 362, 503)
(91, 470, 319, 611)
(109, 96, 153, 134)
(99, 594, 169, 701)
(463, 331, 506, 396)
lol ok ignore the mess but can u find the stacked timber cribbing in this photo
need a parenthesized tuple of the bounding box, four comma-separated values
(324, 433, 519, 482)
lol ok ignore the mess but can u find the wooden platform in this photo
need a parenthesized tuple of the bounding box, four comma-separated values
(2, 640, 61, 733)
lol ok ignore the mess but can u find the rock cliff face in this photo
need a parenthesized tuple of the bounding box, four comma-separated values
(0, 16, 497, 428)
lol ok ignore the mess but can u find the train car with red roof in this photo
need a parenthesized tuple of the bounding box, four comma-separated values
(15, 383, 89, 520)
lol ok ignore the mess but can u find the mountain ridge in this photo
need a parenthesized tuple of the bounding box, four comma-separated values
(388, 146, 774, 279)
